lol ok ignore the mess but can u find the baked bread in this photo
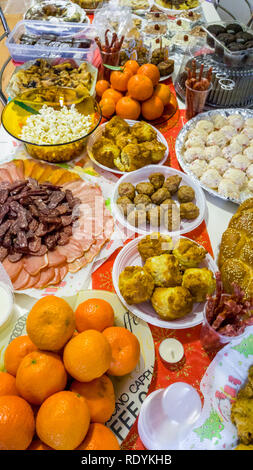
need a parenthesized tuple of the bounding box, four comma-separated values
(218, 198, 253, 298)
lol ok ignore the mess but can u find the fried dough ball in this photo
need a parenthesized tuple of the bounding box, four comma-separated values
(140, 140, 167, 164)
(151, 187, 171, 205)
(161, 198, 177, 207)
(138, 233, 173, 261)
(147, 206, 161, 227)
(182, 268, 216, 302)
(119, 266, 155, 304)
(136, 182, 155, 196)
(131, 121, 157, 142)
(117, 196, 135, 217)
(177, 185, 195, 203)
(163, 175, 182, 194)
(180, 202, 200, 220)
(92, 137, 120, 168)
(118, 182, 136, 200)
(144, 254, 183, 287)
(127, 209, 147, 228)
(115, 133, 138, 150)
(104, 116, 130, 140)
(173, 238, 207, 269)
(114, 144, 151, 172)
(162, 205, 181, 232)
(149, 172, 165, 190)
(134, 193, 152, 207)
(151, 286, 193, 320)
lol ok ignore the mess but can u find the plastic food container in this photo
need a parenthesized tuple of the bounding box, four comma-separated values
(5, 20, 98, 63)
(203, 21, 253, 67)
(24, 1, 89, 25)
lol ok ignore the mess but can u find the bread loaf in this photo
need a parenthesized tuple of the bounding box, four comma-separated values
(218, 198, 253, 299)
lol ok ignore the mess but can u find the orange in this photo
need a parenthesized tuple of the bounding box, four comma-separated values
(110, 69, 132, 92)
(77, 423, 120, 450)
(28, 439, 52, 450)
(95, 79, 110, 97)
(0, 395, 35, 450)
(102, 88, 123, 104)
(138, 63, 160, 86)
(63, 330, 112, 382)
(75, 298, 114, 333)
(26, 295, 75, 352)
(141, 95, 164, 121)
(153, 83, 171, 106)
(102, 327, 140, 376)
(71, 374, 115, 423)
(116, 96, 141, 120)
(124, 60, 140, 75)
(127, 74, 154, 101)
(0, 372, 19, 397)
(16, 351, 67, 405)
(36, 391, 90, 450)
(99, 98, 115, 118)
(4, 335, 37, 376)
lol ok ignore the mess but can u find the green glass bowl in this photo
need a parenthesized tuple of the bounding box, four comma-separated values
(1, 86, 102, 163)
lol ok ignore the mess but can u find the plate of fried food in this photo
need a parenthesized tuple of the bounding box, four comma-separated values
(87, 117, 169, 174)
(112, 233, 218, 329)
(112, 165, 206, 235)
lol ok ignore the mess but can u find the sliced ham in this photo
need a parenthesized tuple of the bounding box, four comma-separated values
(23, 272, 41, 289)
(13, 269, 31, 290)
(46, 267, 62, 286)
(0, 163, 23, 183)
(68, 254, 88, 273)
(57, 237, 83, 263)
(0, 168, 13, 184)
(23, 254, 48, 276)
(59, 264, 68, 281)
(47, 249, 67, 268)
(2, 258, 23, 282)
(32, 267, 55, 289)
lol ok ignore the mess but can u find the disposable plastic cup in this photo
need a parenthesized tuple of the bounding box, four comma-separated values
(185, 82, 212, 120)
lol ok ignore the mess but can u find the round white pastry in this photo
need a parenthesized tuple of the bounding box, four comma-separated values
(230, 133, 249, 148)
(223, 168, 246, 188)
(209, 157, 229, 175)
(195, 120, 214, 134)
(184, 135, 206, 148)
(219, 125, 237, 140)
(247, 178, 253, 191)
(227, 114, 244, 130)
(231, 153, 250, 171)
(244, 118, 253, 128)
(187, 129, 208, 141)
(189, 159, 208, 178)
(200, 169, 222, 189)
(242, 127, 253, 140)
(247, 164, 253, 179)
(183, 146, 205, 163)
(222, 143, 243, 160)
(212, 114, 228, 130)
(218, 178, 240, 200)
(206, 131, 228, 147)
(204, 145, 221, 162)
(243, 146, 253, 161)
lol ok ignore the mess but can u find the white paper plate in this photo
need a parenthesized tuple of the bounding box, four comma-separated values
(87, 120, 169, 174)
(112, 235, 218, 329)
(112, 165, 206, 236)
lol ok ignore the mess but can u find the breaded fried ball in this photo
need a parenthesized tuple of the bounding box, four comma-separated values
(134, 193, 152, 208)
(144, 254, 182, 287)
(182, 268, 216, 302)
(147, 206, 161, 227)
(136, 182, 155, 196)
(163, 175, 182, 194)
(138, 233, 173, 261)
(151, 286, 193, 320)
(131, 121, 157, 142)
(117, 196, 135, 216)
(173, 238, 207, 269)
(119, 266, 155, 304)
(151, 187, 171, 205)
(127, 209, 147, 228)
(118, 182, 136, 200)
(149, 172, 165, 190)
(180, 202, 200, 220)
(177, 185, 195, 203)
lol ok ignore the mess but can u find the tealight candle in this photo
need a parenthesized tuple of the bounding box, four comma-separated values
(0, 282, 14, 330)
(159, 338, 185, 371)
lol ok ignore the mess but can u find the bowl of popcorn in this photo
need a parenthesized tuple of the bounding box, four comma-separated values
(2, 86, 102, 163)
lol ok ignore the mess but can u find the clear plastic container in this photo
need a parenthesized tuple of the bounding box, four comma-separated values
(5, 20, 98, 63)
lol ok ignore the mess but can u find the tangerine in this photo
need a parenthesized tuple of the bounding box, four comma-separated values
(153, 83, 171, 106)
(26, 296, 75, 352)
(116, 96, 141, 120)
(16, 351, 67, 405)
(77, 423, 120, 450)
(102, 326, 140, 376)
(0, 372, 19, 397)
(137, 63, 160, 86)
(4, 335, 37, 376)
(124, 60, 140, 75)
(99, 98, 116, 118)
(75, 298, 114, 333)
(95, 80, 110, 97)
(71, 374, 115, 423)
(141, 95, 164, 121)
(36, 391, 90, 450)
(102, 88, 123, 104)
(0, 395, 35, 450)
(127, 74, 154, 101)
(63, 330, 112, 382)
(110, 69, 133, 92)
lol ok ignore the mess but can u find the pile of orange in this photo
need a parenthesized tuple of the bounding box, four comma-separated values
(95, 60, 171, 121)
(0, 295, 140, 450)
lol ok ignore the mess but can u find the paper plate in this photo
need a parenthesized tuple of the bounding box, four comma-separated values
(0, 289, 155, 444)
(112, 165, 206, 236)
(86, 120, 169, 175)
(112, 235, 218, 329)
